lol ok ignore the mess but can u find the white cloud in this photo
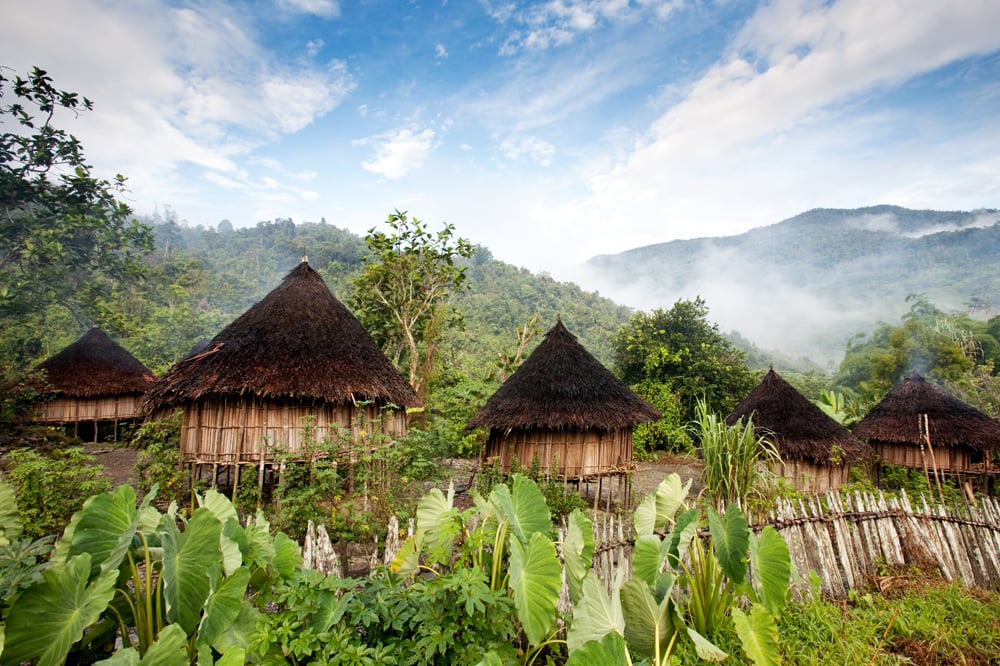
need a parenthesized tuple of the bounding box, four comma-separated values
(500, 135, 555, 166)
(278, 0, 340, 18)
(436, 43, 449, 58)
(355, 128, 437, 179)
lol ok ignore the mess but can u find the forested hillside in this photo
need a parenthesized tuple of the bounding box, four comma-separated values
(6, 213, 632, 379)
(584, 205, 1000, 365)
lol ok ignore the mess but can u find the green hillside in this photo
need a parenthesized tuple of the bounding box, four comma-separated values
(585, 205, 1000, 365)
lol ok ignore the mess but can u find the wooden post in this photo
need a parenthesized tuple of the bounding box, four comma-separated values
(922, 414, 945, 504)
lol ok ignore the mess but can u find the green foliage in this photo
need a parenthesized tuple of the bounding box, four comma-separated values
(570, 474, 792, 666)
(0, 483, 297, 664)
(253, 567, 519, 665)
(0, 66, 153, 362)
(350, 210, 475, 396)
(132, 411, 186, 506)
(693, 400, 780, 510)
(612, 298, 757, 426)
(631, 380, 694, 457)
(3, 447, 111, 538)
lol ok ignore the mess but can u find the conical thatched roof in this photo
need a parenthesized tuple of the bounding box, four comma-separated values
(36, 328, 156, 397)
(144, 261, 419, 411)
(853, 371, 1000, 452)
(467, 319, 661, 431)
(726, 369, 869, 464)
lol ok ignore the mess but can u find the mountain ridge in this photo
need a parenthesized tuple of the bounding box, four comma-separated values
(582, 205, 1000, 367)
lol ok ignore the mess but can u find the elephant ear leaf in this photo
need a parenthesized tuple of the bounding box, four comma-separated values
(0, 480, 21, 545)
(708, 504, 749, 585)
(1, 553, 117, 666)
(54, 485, 141, 580)
(634, 474, 690, 535)
(563, 509, 595, 604)
(733, 604, 781, 666)
(161, 508, 223, 635)
(508, 531, 562, 646)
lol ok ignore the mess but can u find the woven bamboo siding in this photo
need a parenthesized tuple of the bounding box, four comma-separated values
(877, 442, 975, 472)
(33, 394, 143, 423)
(485, 427, 632, 479)
(174, 397, 407, 463)
(775, 459, 851, 493)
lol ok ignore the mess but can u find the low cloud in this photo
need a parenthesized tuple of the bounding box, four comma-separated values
(356, 127, 437, 179)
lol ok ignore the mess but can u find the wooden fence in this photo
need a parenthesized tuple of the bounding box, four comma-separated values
(303, 490, 1000, 600)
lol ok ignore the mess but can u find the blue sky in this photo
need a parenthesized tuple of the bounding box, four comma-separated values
(3, 0, 1000, 280)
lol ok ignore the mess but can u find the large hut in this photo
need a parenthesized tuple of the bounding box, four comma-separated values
(467, 318, 661, 506)
(853, 371, 1000, 481)
(33, 327, 157, 441)
(726, 369, 870, 492)
(143, 260, 420, 471)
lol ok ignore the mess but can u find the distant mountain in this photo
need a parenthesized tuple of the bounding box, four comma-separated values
(582, 206, 1000, 368)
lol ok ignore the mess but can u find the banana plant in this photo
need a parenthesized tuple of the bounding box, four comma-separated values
(393, 474, 592, 665)
(0, 484, 299, 665)
(566, 474, 792, 666)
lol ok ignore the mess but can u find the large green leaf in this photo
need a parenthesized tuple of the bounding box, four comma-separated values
(620, 577, 674, 661)
(415, 484, 459, 562)
(508, 530, 561, 646)
(197, 566, 251, 651)
(748, 527, 791, 618)
(732, 604, 781, 666)
(94, 623, 189, 666)
(665, 507, 700, 565)
(55, 485, 141, 580)
(686, 626, 729, 662)
(632, 533, 665, 588)
(0, 480, 21, 545)
(199, 491, 243, 576)
(161, 508, 223, 635)
(563, 508, 595, 604)
(565, 632, 629, 666)
(566, 572, 625, 652)
(1, 553, 117, 666)
(490, 474, 551, 545)
(707, 504, 749, 585)
(270, 532, 301, 580)
(633, 473, 690, 535)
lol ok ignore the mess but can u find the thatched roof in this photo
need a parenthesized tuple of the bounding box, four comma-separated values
(144, 261, 419, 411)
(853, 371, 1000, 452)
(36, 328, 156, 397)
(726, 369, 869, 464)
(467, 318, 661, 431)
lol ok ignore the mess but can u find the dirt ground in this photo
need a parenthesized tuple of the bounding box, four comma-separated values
(87, 445, 703, 510)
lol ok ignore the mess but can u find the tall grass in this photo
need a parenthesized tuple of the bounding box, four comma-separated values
(692, 399, 781, 508)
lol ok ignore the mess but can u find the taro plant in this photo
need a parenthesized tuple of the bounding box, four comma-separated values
(0, 483, 300, 665)
(392, 474, 595, 665)
(565, 473, 792, 666)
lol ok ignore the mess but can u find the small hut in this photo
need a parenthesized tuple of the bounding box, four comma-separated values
(33, 328, 156, 442)
(726, 369, 870, 492)
(853, 371, 1000, 478)
(143, 261, 420, 474)
(467, 318, 661, 506)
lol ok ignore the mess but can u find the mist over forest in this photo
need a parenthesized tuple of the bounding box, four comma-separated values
(579, 205, 1000, 368)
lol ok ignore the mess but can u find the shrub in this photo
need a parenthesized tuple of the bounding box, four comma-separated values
(3, 447, 110, 538)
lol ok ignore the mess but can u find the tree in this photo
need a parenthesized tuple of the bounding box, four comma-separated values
(0, 66, 152, 362)
(612, 297, 757, 426)
(350, 210, 474, 397)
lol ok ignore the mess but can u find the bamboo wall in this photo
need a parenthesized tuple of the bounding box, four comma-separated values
(484, 427, 632, 479)
(172, 397, 408, 463)
(32, 394, 144, 423)
(774, 459, 851, 493)
(876, 442, 977, 473)
(348, 490, 1000, 602)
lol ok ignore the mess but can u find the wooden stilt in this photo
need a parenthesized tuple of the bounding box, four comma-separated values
(231, 464, 241, 503)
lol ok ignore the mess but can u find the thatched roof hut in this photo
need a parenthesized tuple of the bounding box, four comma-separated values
(468, 318, 660, 487)
(727, 368, 870, 492)
(33, 327, 156, 440)
(853, 371, 1000, 473)
(145, 261, 419, 463)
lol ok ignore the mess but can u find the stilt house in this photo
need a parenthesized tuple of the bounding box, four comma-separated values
(143, 261, 420, 466)
(853, 371, 1000, 475)
(33, 328, 156, 441)
(726, 369, 870, 492)
(467, 318, 660, 504)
